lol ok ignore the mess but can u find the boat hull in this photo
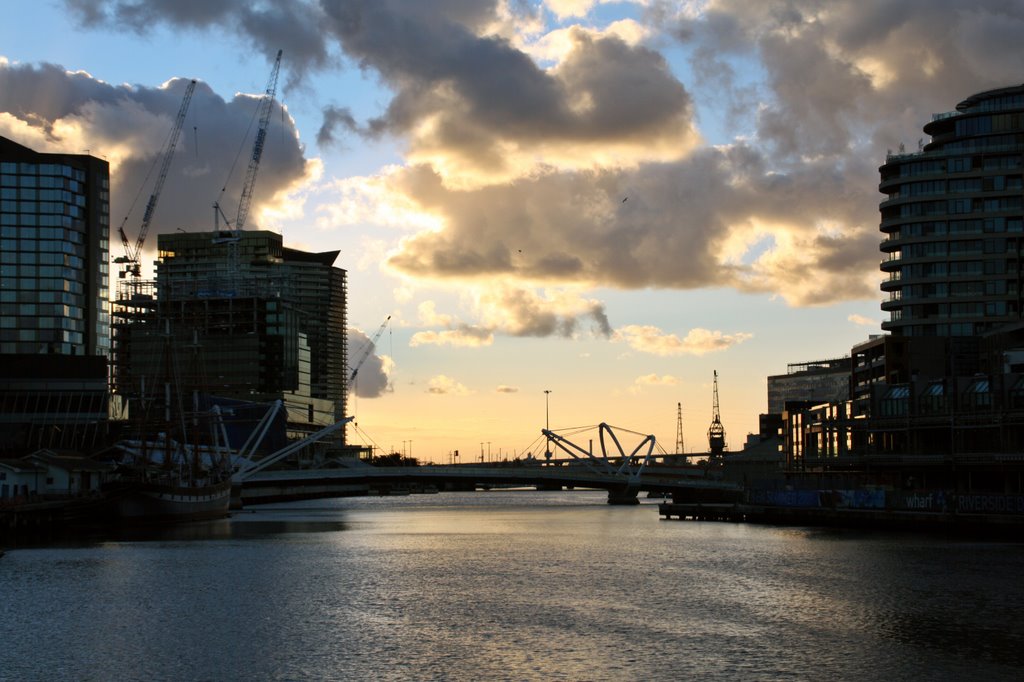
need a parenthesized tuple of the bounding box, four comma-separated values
(114, 480, 232, 524)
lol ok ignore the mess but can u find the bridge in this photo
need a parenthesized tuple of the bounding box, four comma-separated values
(234, 422, 741, 506)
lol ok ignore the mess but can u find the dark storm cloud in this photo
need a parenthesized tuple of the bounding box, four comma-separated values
(64, 0, 333, 86)
(317, 105, 360, 147)
(0, 60, 311, 263)
(64, 1, 697, 166)
(674, 0, 1024, 158)
(320, 2, 696, 171)
(346, 328, 389, 398)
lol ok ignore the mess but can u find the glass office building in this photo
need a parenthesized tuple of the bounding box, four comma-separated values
(0, 136, 110, 356)
(879, 84, 1024, 337)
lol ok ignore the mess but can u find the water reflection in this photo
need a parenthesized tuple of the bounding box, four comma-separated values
(2, 490, 1023, 681)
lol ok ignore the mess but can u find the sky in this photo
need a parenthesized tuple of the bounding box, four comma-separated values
(3, 0, 1024, 463)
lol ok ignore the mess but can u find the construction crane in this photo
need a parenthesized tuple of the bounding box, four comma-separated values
(115, 79, 196, 278)
(213, 49, 282, 235)
(349, 315, 391, 384)
(707, 370, 726, 458)
(235, 48, 282, 232)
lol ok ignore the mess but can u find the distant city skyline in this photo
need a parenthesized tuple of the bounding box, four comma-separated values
(2, 1, 1024, 461)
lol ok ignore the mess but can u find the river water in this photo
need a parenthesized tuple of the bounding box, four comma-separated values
(2, 490, 1023, 681)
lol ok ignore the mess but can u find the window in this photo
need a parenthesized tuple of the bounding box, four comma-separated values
(965, 378, 991, 409)
(881, 385, 909, 417)
(949, 157, 972, 172)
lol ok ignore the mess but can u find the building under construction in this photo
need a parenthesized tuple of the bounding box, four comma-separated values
(112, 230, 348, 456)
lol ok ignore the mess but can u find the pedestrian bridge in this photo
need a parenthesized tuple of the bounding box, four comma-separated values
(235, 422, 740, 506)
(239, 462, 739, 505)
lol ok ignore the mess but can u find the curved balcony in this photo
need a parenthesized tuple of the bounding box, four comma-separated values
(879, 256, 901, 272)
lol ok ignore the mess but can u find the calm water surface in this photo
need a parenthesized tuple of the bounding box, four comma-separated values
(2, 490, 1024, 681)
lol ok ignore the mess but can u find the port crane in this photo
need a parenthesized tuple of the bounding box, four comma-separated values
(115, 79, 196, 279)
(675, 401, 684, 455)
(707, 370, 726, 458)
(349, 315, 391, 385)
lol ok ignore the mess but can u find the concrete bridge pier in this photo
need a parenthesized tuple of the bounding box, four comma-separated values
(607, 486, 640, 505)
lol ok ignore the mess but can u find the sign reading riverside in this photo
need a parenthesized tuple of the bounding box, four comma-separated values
(956, 494, 1024, 514)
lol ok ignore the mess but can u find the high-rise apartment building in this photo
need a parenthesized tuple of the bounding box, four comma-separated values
(0, 135, 111, 453)
(112, 229, 348, 446)
(879, 84, 1024, 338)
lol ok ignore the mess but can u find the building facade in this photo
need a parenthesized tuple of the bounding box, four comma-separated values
(0, 136, 111, 454)
(766, 357, 851, 415)
(879, 84, 1024, 338)
(776, 86, 1024, 494)
(113, 230, 347, 446)
(0, 136, 111, 357)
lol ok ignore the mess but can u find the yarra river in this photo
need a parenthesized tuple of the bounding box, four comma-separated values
(3, 490, 1024, 681)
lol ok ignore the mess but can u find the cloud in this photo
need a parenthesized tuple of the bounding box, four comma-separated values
(57, 0, 1024, 309)
(426, 374, 472, 395)
(408, 286, 611, 348)
(347, 328, 391, 398)
(635, 373, 680, 386)
(0, 61, 314, 271)
(322, 4, 700, 185)
(380, 148, 881, 304)
(477, 286, 612, 338)
(65, 0, 333, 88)
(317, 105, 359, 147)
(313, 168, 443, 233)
(628, 373, 680, 394)
(614, 325, 753, 356)
(410, 327, 494, 348)
(848, 313, 878, 327)
(496, 385, 519, 393)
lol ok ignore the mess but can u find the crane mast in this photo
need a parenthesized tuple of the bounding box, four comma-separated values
(116, 79, 196, 278)
(235, 48, 282, 233)
(350, 316, 391, 384)
(707, 370, 726, 458)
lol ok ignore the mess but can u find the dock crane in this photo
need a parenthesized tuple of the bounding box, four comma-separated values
(707, 370, 727, 458)
(349, 315, 391, 385)
(115, 79, 196, 279)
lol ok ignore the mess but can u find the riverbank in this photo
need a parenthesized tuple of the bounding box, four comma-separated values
(660, 488, 1024, 536)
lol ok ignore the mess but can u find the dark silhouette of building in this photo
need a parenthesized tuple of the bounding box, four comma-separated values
(112, 230, 348, 451)
(0, 136, 111, 453)
(775, 85, 1024, 495)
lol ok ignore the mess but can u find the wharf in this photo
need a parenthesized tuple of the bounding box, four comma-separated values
(659, 501, 1024, 535)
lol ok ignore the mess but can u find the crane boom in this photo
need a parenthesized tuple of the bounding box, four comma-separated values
(234, 49, 282, 232)
(350, 315, 391, 383)
(117, 79, 196, 278)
